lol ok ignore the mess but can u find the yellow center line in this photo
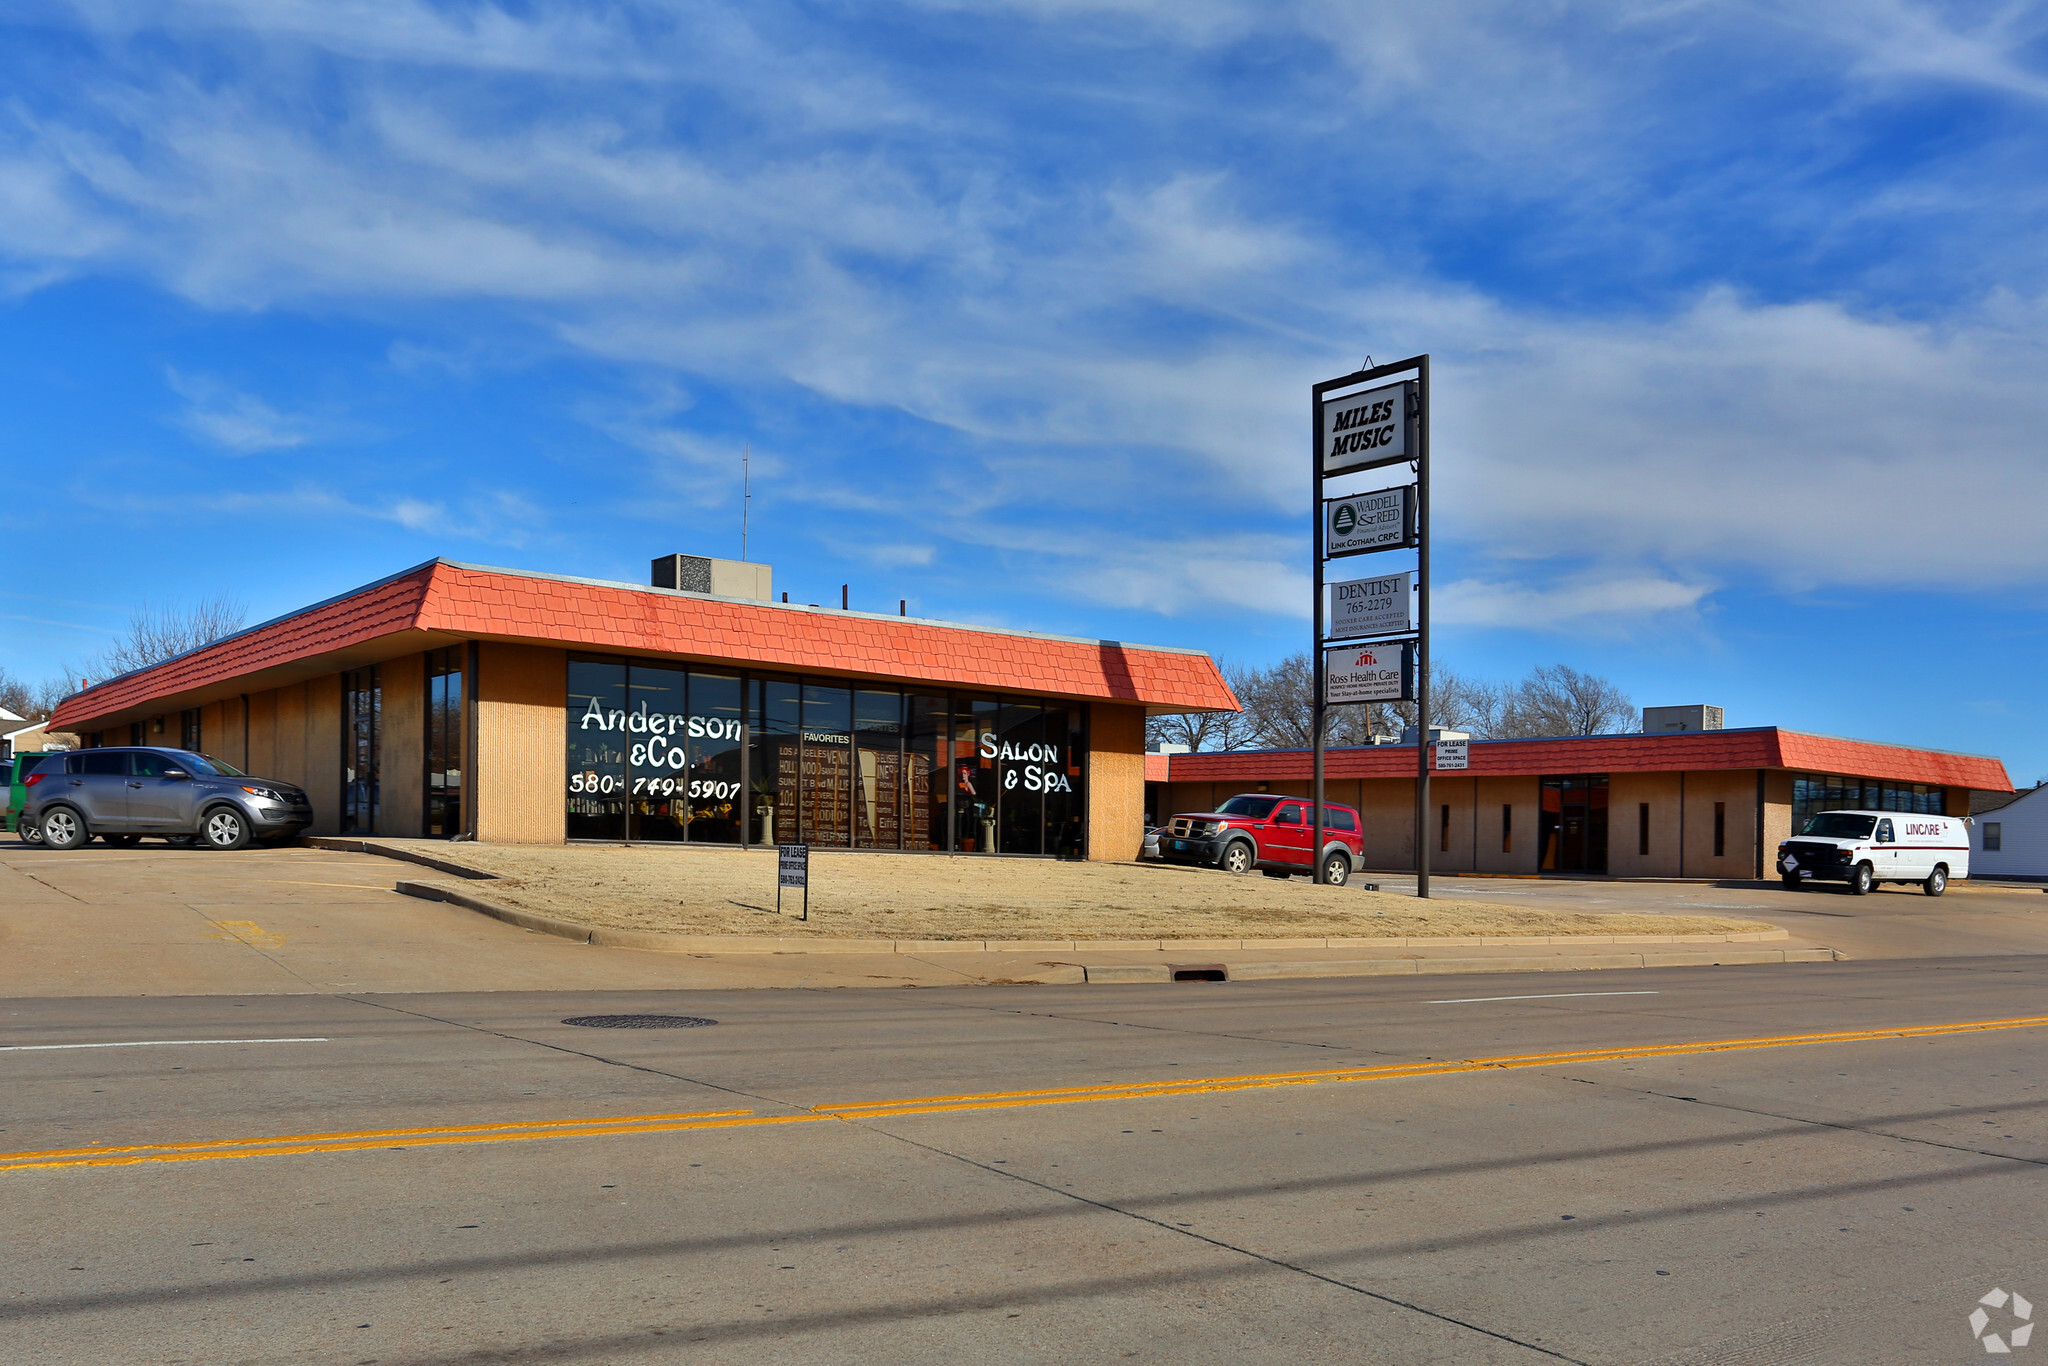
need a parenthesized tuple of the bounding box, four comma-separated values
(0, 1107, 758, 1164)
(8, 1013, 2043, 1174)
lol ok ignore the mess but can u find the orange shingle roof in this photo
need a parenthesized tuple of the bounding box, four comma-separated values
(51, 561, 1240, 728)
(1165, 729, 2011, 791)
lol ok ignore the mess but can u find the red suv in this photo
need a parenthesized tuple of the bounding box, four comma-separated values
(1156, 794, 1365, 885)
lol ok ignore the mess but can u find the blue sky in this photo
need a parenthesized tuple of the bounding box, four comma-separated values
(3, 1, 2047, 782)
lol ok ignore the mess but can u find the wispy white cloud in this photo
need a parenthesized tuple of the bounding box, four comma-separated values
(9, 0, 2048, 641)
(1438, 573, 1713, 631)
(165, 369, 313, 453)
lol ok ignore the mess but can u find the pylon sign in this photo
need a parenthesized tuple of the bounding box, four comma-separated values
(1321, 380, 1415, 476)
(1325, 486, 1415, 557)
(1311, 355, 1430, 895)
(1325, 641, 1414, 704)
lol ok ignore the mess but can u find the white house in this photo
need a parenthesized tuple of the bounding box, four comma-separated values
(1971, 784, 2048, 880)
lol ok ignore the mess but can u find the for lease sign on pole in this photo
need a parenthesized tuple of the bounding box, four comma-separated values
(1326, 486, 1415, 557)
(1321, 381, 1414, 475)
(1328, 571, 1411, 639)
(777, 843, 809, 920)
(1324, 641, 1415, 705)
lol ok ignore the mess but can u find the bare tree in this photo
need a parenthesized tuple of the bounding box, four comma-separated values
(70, 595, 248, 683)
(0, 670, 72, 721)
(1496, 664, 1636, 737)
(1236, 652, 1404, 749)
(1384, 664, 1506, 739)
(1147, 661, 1264, 752)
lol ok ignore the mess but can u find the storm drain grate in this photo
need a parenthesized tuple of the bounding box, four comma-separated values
(1168, 964, 1229, 983)
(560, 1015, 719, 1029)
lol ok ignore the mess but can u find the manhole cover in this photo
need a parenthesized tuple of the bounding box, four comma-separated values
(560, 1015, 719, 1029)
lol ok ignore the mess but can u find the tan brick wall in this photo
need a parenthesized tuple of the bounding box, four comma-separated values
(1474, 775, 1538, 874)
(1764, 770, 1794, 864)
(1609, 772, 1681, 877)
(380, 653, 426, 838)
(1086, 703, 1146, 862)
(1680, 768, 1757, 879)
(305, 674, 343, 836)
(476, 643, 566, 845)
(246, 690, 277, 780)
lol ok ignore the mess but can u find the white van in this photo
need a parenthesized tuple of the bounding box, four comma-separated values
(1777, 810, 1969, 896)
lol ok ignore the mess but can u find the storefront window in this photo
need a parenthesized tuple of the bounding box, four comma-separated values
(854, 690, 904, 849)
(801, 684, 852, 846)
(1044, 706, 1085, 857)
(998, 700, 1044, 854)
(426, 648, 464, 838)
(1791, 774, 1944, 827)
(570, 660, 1087, 855)
(954, 698, 999, 852)
(689, 673, 744, 843)
(627, 665, 690, 842)
(343, 666, 381, 834)
(906, 695, 947, 851)
(567, 659, 629, 840)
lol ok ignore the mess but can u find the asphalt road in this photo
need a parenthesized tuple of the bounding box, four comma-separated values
(5, 960, 2045, 1365)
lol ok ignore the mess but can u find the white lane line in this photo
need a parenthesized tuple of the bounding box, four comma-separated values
(1426, 991, 1662, 1005)
(0, 1038, 330, 1052)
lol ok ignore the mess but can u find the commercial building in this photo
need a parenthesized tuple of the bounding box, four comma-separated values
(1148, 729, 2012, 879)
(1969, 784, 2048, 881)
(46, 558, 1237, 859)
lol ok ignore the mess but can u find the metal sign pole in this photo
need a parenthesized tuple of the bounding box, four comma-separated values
(1415, 356, 1431, 901)
(1312, 387, 1328, 884)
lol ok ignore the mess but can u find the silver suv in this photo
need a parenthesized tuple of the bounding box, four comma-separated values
(21, 747, 313, 851)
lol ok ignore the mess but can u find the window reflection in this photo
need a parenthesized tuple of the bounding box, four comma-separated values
(568, 658, 1090, 855)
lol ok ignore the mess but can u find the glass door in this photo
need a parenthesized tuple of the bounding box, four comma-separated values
(1539, 775, 1609, 873)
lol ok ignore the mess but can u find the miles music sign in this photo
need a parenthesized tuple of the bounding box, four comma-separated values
(1321, 380, 1414, 475)
(1325, 640, 1414, 705)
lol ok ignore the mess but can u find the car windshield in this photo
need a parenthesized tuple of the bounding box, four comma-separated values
(1801, 813, 1876, 839)
(1215, 796, 1281, 819)
(179, 752, 246, 777)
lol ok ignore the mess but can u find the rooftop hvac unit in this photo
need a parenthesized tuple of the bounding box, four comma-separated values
(1642, 704, 1724, 733)
(651, 554, 773, 601)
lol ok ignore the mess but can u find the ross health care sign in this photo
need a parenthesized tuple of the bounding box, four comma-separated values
(1325, 640, 1414, 705)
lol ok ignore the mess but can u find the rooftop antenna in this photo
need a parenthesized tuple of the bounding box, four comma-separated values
(741, 442, 751, 561)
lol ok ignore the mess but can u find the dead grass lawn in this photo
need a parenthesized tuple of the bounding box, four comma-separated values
(389, 842, 1774, 941)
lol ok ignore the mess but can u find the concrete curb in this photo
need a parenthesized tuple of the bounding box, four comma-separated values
(390, 880, 1790, 953)
(1082, 948, 1842, 984)
(307, 837, 497, 881)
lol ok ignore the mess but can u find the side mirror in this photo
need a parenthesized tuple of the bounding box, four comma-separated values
(163, 768, 190, 780)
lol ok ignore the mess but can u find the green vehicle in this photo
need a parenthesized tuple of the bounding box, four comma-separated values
(5, 752, 63, 844)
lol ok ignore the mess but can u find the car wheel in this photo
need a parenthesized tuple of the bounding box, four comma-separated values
(1847, 862, 1873, 896)
(16, 818, 44, 846)
(1923, 865, 1948, 897)
(201, 806, 252, 851)
(165, 834, 198, 849)
(1321, 851, 1351, 887)
(1220, 841, 1255, 875)
(1262, 868, 1292, 879)
(40, 807, 88, 851)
